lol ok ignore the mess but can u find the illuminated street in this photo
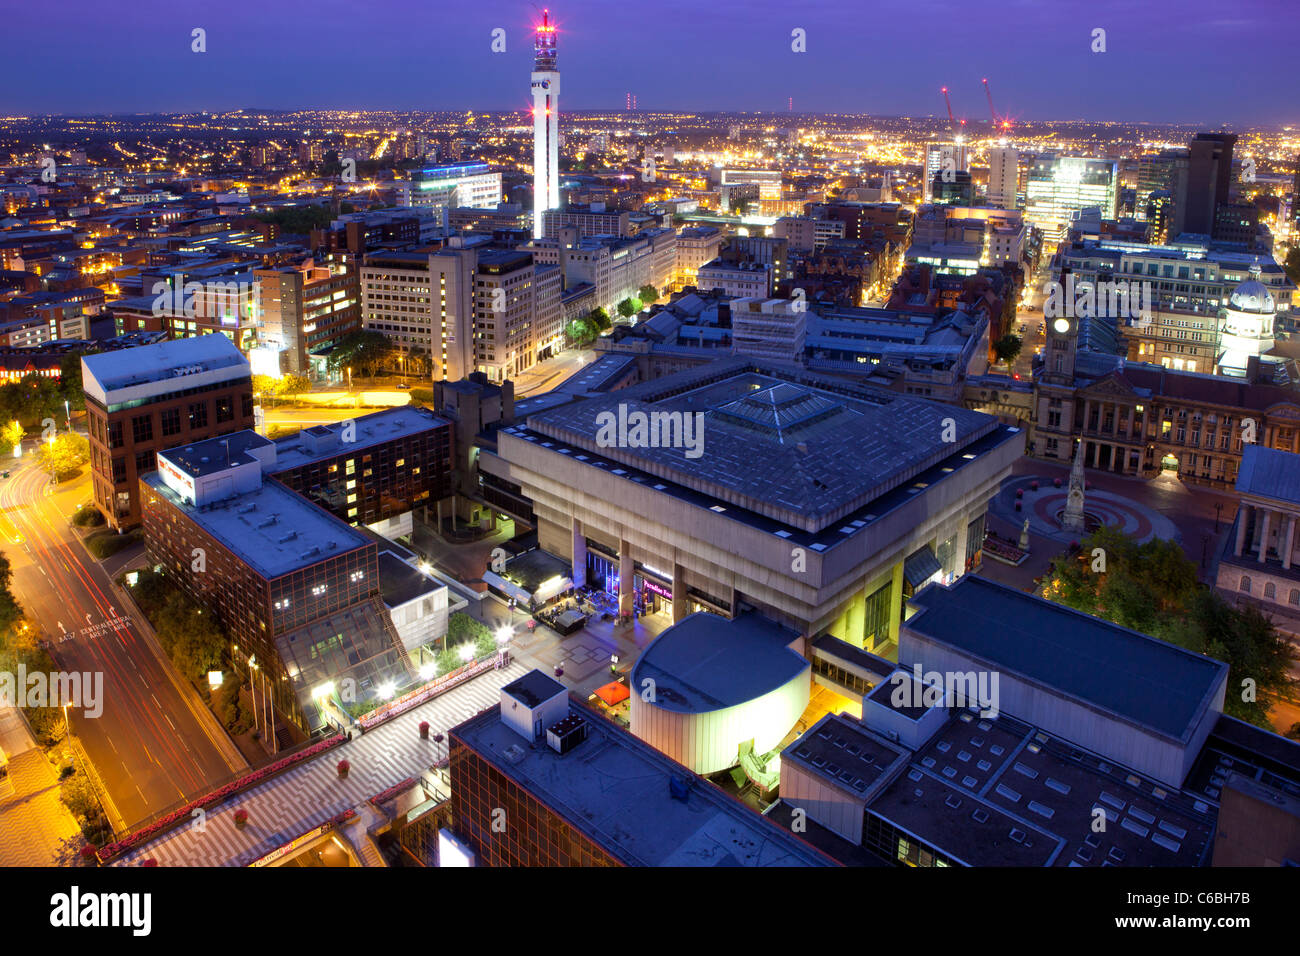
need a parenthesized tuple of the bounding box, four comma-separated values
(0, 448, 243, 830)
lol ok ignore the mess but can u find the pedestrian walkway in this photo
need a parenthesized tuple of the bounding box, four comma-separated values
(989, 472, 1179, 545)
(114, 661, 529, 867)
(0, 746, 84, 866)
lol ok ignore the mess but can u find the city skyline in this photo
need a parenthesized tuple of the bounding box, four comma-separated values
(1, 0, 1296, 124)
(1, 0, 1299, 887)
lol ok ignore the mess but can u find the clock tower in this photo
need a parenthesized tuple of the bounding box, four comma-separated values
(1041, 266, 1079, 386)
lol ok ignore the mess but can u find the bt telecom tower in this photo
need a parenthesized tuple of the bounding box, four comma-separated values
(531, 10, 560, 238)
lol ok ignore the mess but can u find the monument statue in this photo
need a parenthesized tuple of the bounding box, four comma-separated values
(1019, 517, 1030, 551)
(1061, 437, 1087, 533)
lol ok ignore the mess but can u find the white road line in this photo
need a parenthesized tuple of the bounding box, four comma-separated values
(151, 694, 161, 709)
(165, 715, 176, 730)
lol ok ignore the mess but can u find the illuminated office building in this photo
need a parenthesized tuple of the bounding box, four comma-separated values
(1024, 154, 1118, 245)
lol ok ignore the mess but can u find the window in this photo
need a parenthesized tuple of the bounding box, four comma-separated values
(216, 396, 234, 424)
(111, 457, 127, 485)
(1240, 576, 1252, 594)
(863, 580, 892, 647)
(188, 401, 208, 430)
(131, 414, 153, 443)
(241, 392, 254, 418)
(1289, 589, 1299, 607)
(135, 451, 154, 474)
(107, 420, 124, 449)
(161, 407, 181, 437)
(1264, 582, 1276, 600)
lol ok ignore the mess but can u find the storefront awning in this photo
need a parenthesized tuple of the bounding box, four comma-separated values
(482, 570, 531, 604)
(593, 681, 630, 706)
(903, 546, 943, 589)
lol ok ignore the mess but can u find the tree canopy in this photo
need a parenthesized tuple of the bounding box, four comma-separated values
(36, 432, 89, 482)
(992, 333, 1022, 371)
(327, 330, 393, 377)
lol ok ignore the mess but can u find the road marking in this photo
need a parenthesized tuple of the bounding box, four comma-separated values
(165, 715, 176, 730)
(151, 694, 161, 709)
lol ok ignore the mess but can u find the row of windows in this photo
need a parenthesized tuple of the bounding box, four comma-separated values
(1238, 577, 1300, 605)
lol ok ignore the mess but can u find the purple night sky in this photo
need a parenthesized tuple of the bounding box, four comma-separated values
(3, 0, 1295, 123)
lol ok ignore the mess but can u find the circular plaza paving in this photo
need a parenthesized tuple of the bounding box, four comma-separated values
(990, 474, 1180, 546)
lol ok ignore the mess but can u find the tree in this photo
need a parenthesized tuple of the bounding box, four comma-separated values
(1284, 247, 1300, 288)
(992, 333, 1022, 372)
(638, 285, 660, 305)
(327, 330, 393, 378)
(0, 550, 22, 633)
(279, 373, 311, 400)
(1040, 527, 1294, 727)
(589, 307, 612, 332)
(566, 317, 596, 347)
(36, 432, 89, 482)
(616, 297, 643, 319)
(0, 420, 23, 456)
(59, 350, 94, 412)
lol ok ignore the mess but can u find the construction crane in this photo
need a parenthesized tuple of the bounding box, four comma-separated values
(941, 87, 956, 137)
(982, 77, 1013, 134)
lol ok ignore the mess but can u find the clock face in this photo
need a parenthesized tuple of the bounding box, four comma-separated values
(1053, 318, 1071, 335)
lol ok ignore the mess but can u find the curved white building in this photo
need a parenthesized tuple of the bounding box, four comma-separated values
(630, 612, 810, 776)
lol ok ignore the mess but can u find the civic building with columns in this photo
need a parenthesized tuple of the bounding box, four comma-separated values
(482, 359, 1021, 657)
(1215, 445, 1300, 631)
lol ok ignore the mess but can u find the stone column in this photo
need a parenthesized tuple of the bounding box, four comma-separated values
(1284, 515, 1296, 571)
(1083, 399, 1093, 434)
(1234, 505, 1250, 557)
(619, 540, 634, 617)
(671, 560, 690, 623)
(1257, 510, 1272, 564)
(954, 512, 971, 576)
(571, 517, 587, 589)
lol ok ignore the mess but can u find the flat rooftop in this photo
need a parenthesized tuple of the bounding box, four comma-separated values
(513, 360, 1010, 534)
(142, 470, 372, 579)
(82, 332, 247, 397)
(161, 431, 273, 479)
(453, 701, 834, 866)
(270, 406, 449, 472)
(906, 576, 1228, 741)
(501, 670, 567, 708)
(376, 550, 442, 608)
(1235, 445, 1300, 506)
(867, 708, 1217, 866)
(784, 712, 909, 799)
(631, 612, 807, 714)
